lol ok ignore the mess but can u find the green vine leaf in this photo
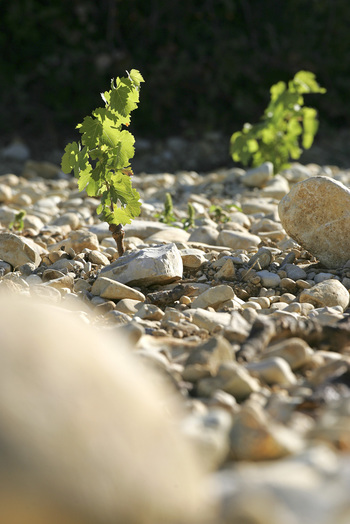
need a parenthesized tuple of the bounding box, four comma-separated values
(61, 70, 144, 227)
(230, 70, 326, 173)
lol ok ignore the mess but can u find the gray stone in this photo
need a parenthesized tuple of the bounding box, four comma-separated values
(100, 243, 183, 287)
(300, 279, 349, 311)
(314, 272, 338, 284)
(279, 176, 350, 268)
(284, 263, 307, 280)
(0, 233, 41, 268)
(257, 270, 281, 288)
(248, 247, 273, 270)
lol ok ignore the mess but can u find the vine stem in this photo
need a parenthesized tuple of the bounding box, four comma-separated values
(109, 223, 125, 256)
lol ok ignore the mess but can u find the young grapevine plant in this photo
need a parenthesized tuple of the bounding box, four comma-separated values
(61, 69, 144, 254)
(230, 70, 326, 173)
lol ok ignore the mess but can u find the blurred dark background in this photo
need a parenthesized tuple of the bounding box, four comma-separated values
(2, 0, 350, 168)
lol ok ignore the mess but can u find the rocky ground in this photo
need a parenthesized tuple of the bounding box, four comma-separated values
(1, 141, 350, 524)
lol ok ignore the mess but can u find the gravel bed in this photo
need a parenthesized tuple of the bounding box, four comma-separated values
(0, 152, 350, 524)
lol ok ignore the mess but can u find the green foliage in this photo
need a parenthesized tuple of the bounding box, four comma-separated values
(61, 70, 144, 226)
(209, 204, 242, 224)
(155, 192, 177, 225)
(230, 71, 326, 173)
(182, 203, 196, 230)
(155, 194, 196, 230)
(9, 210, 26, 232)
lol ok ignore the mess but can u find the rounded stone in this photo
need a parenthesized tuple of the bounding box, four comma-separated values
(218, 230, 261, 250)
(279, 176, 350, 268)
(299, 279, 349, 311)
(256, 270, 281, 288)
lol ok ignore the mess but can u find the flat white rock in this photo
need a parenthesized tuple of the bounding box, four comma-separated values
(100, 243, 183, 287)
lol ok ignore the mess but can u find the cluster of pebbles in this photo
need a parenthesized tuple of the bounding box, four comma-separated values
(1, 155, 350, 523)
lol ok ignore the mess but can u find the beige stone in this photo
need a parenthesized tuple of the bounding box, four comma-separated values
(299, 279, 349, 311)
(91, 276, 145, 301)
(0, 233, 41, 268)
(279, 176, 350, 267)
(190, 284, 235, 309)
(0, 292, 207, 524)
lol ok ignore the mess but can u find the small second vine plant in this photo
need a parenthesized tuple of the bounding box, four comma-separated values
(61, 69, 144, 255)
(230, 70, 326, 173)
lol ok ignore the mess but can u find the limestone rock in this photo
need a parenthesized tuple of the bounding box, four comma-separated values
(260, 174, 290, 199)
(0, 233, 41, 268)
(279, 176, 350, 268)
(190, 284, 235, 310)
(54, 229, 100, 253)
(218, 230, 261, 250)
(0, 293, 206, 524)
(299, 279, 349, 311)
(188, 225, 219, 245)
(181, 248, 207, 269)
(229, 402, 304, 461)
(91, 277, 146, 301)
(182, 336, 233, 381)
(241, 162, 274, 188)
(100, 243, 183, 287)
(245, 357, 297, 387)
(262, 337, 314, 370)
(202, 361, 261, 400)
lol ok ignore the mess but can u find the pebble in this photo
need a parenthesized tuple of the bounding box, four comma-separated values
(257, 270, 281, 288)
(241, 161, 274, 188)
(190, 284, 235, 310)
(229, 402, 304, 461)
(262, 337, 314, 370)
(91, 276, 146, 301)
(218, 230, 261, 250)
(245, 357, 297, 387)
(299, 279, 350, 310)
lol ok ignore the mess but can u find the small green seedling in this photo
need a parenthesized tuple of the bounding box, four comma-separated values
(61, 69, 144, 255)
(182, 203, 196, 230)
(230, 70, 326, 173)
(9, 210, 26, 232)
(155, 192, 177, 225)
(209, 204, 242, 224)
(156, 193, 196, 230)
